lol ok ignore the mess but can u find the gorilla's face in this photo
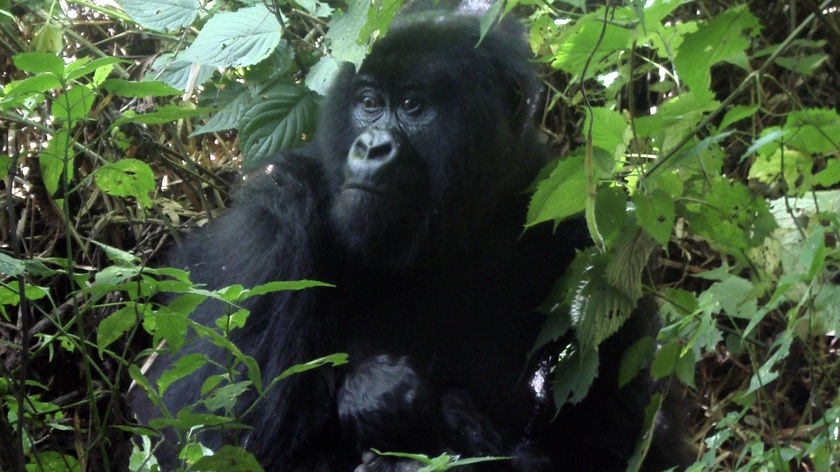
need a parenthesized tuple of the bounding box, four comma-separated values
(319, 14, 540, 271)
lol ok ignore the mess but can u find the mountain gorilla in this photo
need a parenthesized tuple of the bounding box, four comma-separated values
(130, 9, 688, 472)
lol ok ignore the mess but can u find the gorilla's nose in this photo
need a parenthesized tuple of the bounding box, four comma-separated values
(348, 128, 399, 172)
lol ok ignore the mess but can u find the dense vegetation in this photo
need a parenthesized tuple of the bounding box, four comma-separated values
(0, 0, 838, 470)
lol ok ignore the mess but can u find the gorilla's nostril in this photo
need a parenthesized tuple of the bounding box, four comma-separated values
(349, 129, 399, 166)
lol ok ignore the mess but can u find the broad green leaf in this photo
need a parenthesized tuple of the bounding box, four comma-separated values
(147, 54, 215, 91)
(31, 23, 64, 54)
(594, 185, 628, 249)
(526, 155, 587, 227)
(1, 75, 61, 108)
(239, 84, 320, 169)
(632, 189, 674, 247)
(102, 79, 180, 97)
(52, 86, 95, 126)
(552, 343, 598, 406)
(784, 108, 840, 155)
(325, 0, 371, 66)
(183, 5, 283, 68)
(360, 0, 402, 42)
(40, 129, 73, 195)
(92, 158, 155, 209)
(192, 445, 264, 472)
(65, 56, 122, 82)
(717, 104, 758, 132)
(672, 5, 759, 99)
(97, 306, 138, 352)
(585, 107, 628, 159)
(191, 83, 251, 136)
(550, 9, 632, 78)
(118, 0, 199, 32)
(13, 52, 64, 76)
(203, 381, 252, 411)
(775, 53, 828, 75)
(304, 56, 342, 96)
(618, 336, 655, 388)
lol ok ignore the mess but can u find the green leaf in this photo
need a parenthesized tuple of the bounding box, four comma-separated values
(93, 159, 155, 209)
(192, 445, 264, 472)
(585, 107, 628, 159)
(275, 353, 349, 381)
(97, 306, 138, 352)
(594, 186, 628, 249)
(40, 129, 73, 195)
(239, 84, 320, 169)
(31, 23, 64, 54)
(784, 108, 840, 155)
(102, 79, 180, 97)
(53, 86, 95, 126)
(191, 84, 252, 136)
(618, 336, 655, 388)
(552, 343, 598, 406)
(526, 155, 587, 228)
(13, 52, 64, 76)
(775, 53, 828, 75)
(147, 53, 216, 91)
(183, 5, 283, 68)
(65, 57, 123, 82)
(673, 5, 759, 99)
(550, 9, 633, 79)
(203, 381, 252, 411)
(112, 104, 214, 128)
(240, 279, 334, 299)
(717, 104, 758, 132)
(325, 0, 372, 66)
(119, 0, 199, 32)
(632, 189, 674, 247)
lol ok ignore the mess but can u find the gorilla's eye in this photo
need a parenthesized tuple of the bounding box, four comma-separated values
(361, 95, 381, 111)
(399, 97, 422, 114)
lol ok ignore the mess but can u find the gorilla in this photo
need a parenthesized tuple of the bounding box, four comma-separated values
(130, 10, 689, 472)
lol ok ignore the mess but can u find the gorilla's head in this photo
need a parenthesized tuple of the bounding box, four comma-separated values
(319, 13, 544, 271)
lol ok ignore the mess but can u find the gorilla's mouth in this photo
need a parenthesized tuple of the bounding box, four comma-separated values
(341, 182, 390, 197)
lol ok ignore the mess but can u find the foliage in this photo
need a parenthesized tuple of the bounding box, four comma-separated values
(0, 0, 838, 470)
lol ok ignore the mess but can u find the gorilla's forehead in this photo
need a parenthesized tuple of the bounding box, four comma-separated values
(358, 16, 491, 90)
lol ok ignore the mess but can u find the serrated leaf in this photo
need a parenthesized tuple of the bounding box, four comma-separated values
(118, 0, 199, 32)
(239, 84, 320, 169)
(526, 155, 587, 228)
(183, 5, 282, 68)
(102, 79, 180, 97)
(93, 159, 155, 209)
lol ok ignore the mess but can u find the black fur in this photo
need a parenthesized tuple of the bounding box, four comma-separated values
(130, 12, 687, 471)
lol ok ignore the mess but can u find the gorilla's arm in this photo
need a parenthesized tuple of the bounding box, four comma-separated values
(132, 148, 345, 469)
